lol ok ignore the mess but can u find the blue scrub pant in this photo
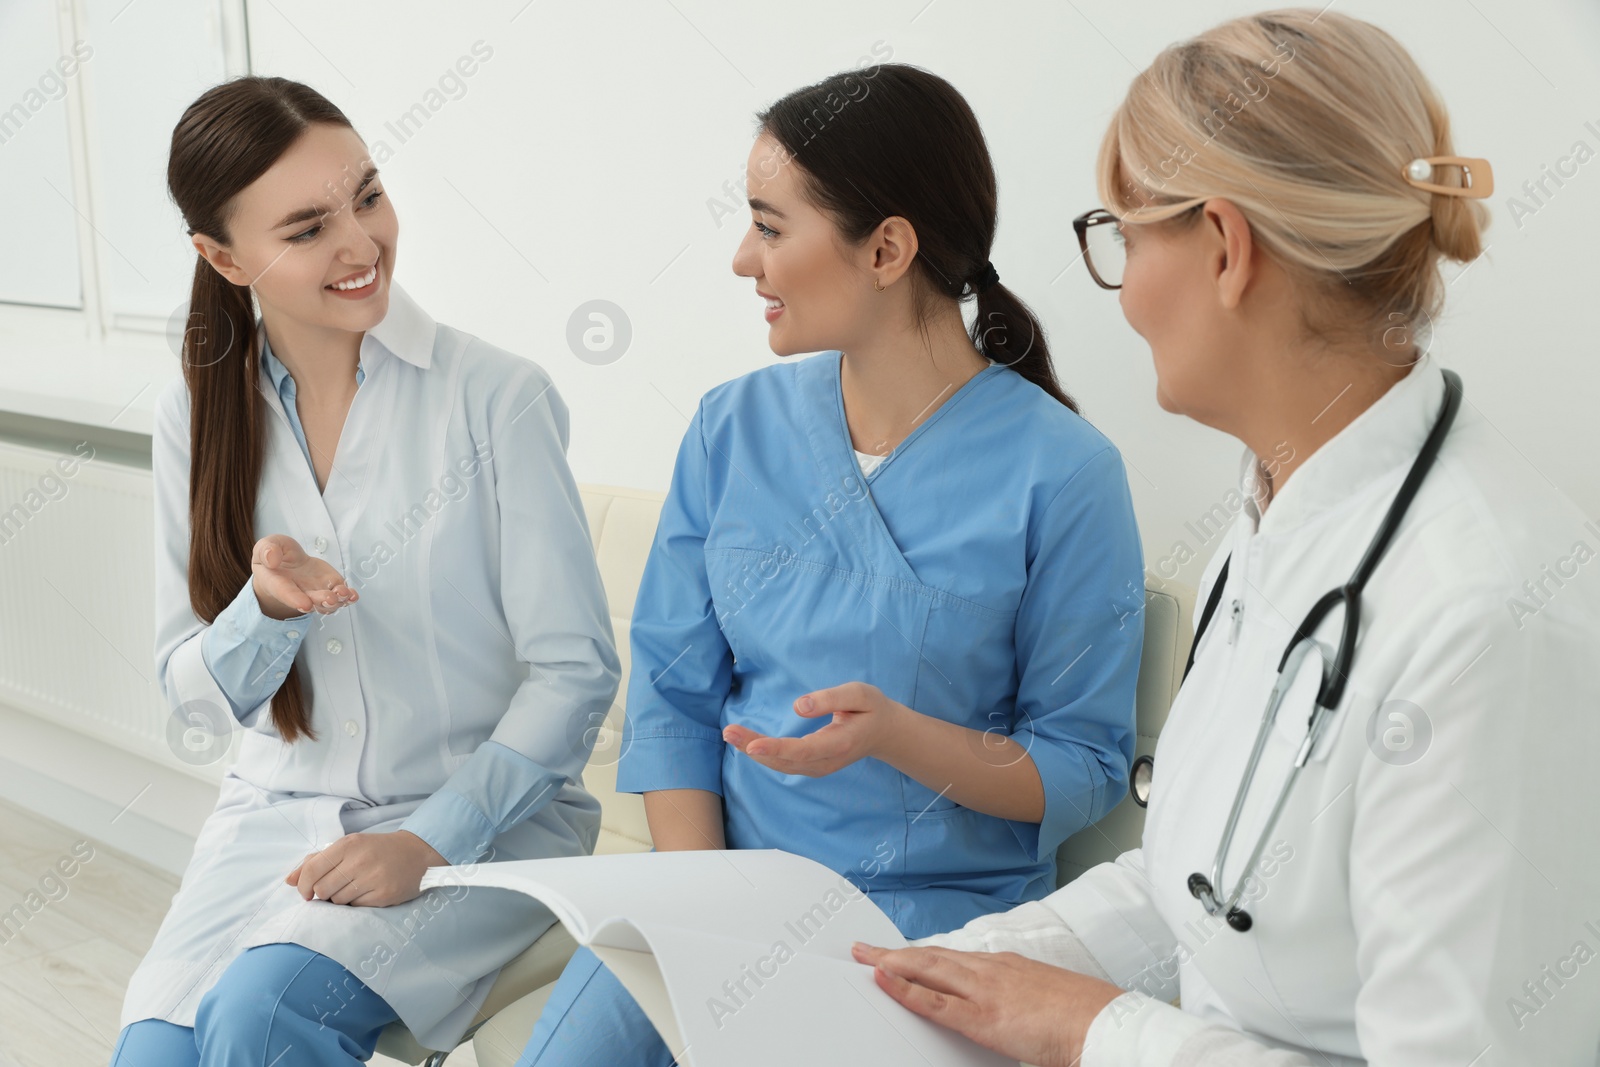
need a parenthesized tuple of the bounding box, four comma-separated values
(514, 944, 679, 1067)
(109, 942, 399, 1066)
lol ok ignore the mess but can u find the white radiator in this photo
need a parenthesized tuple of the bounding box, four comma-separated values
(0, 436, 229, 785)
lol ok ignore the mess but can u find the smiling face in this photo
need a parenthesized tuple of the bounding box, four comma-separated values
(731, 133, 884, 357)
(193, 122, 397, 337)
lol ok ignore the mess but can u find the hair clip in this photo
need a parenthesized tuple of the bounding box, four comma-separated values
(1402, 156, 1494, 198)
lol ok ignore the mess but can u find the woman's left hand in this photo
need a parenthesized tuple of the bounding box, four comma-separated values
(850, 942, 1125, 1067)
(723, 681, 906, 776)
(285, 830, 448, 908)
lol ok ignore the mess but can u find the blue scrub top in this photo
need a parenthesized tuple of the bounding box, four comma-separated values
(615, 351, 1145, 939)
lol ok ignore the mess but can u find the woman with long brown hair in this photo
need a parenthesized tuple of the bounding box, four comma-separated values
(111, 77, 619, 1065)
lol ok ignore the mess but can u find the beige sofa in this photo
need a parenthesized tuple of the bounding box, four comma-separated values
(372, 484, 1195, 1066)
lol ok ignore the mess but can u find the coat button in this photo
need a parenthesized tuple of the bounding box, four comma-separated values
(344, 720, 358, 736)
(326, 638, 342, 654)
(313, 536, 328, 552)
(286, 630, 299, 639)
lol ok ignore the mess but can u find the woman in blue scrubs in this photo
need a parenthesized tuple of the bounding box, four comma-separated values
(517, 63, 1146, 1066)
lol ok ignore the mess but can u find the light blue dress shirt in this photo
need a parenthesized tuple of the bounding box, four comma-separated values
(197, 337, 557, 864)
(142, 280, 615, 1049)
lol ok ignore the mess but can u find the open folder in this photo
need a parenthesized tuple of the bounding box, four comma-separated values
(418, 848, 1018, 1066)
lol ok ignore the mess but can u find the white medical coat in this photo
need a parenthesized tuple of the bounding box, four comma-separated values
(120, 282, 620, 1050)
(919, 353, 1600, 1065)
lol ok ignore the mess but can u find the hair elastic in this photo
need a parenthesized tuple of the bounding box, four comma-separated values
(973, 260, 1000, 294)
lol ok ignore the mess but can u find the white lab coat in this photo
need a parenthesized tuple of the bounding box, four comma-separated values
(919, 353, 1600, 1064)
(120, 282, 620, 1050)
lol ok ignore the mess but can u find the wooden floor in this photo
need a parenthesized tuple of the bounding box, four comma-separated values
(0, 797, 479, 1066)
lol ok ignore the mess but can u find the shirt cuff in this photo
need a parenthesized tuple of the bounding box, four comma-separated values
(909, 928, 986, 950)
(401, 790, 497, 867)
(200, 578, 311, 722)
(399, 741, 566, 866)
(613, 731, 725, 796)
(1082, 991, 1210, 1066)
(213, 575, 312, 643)
(1040, 857, 1178, 997)
(907, 899, 1115, 981)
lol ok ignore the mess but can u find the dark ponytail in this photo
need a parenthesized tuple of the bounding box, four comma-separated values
(969, 273, 1074, 410)
(167, 76, 355, 742)
(756, 63, 1077, 412)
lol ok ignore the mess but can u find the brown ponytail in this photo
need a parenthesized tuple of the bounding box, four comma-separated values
(757, 63, 1078, 412)
(168, 77, 355, 742)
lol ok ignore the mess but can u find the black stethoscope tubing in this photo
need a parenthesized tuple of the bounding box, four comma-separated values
(1127, 368, 1464, 932)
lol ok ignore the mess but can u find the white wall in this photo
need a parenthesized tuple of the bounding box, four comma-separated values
(14, 0, 1600, 589)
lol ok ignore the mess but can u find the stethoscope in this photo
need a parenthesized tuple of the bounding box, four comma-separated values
(1128, 368, 1463, 933)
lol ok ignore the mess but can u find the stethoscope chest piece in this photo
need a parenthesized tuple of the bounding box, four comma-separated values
(1130, 754, 1154, 808)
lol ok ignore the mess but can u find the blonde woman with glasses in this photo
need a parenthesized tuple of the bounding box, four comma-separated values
(852, 9, 1600, 1065)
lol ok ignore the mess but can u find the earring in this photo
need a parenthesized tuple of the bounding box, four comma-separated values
(873, 278, 885, 292)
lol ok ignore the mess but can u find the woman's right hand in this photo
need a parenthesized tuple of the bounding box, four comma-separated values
(251, 534, 359, 620)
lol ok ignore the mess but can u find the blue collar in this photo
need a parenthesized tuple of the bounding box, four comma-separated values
(254, 279, 436, 402)
(260, 334, 367, 403)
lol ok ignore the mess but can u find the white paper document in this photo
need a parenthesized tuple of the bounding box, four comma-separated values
(419, 848, 1019, 1066)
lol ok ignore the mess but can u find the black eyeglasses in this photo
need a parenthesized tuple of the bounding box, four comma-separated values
(1072, 204, 1205, 290)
